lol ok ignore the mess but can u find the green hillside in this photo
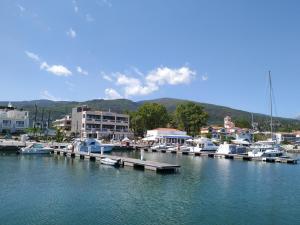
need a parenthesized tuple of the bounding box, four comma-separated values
(1, 98, 299, 131)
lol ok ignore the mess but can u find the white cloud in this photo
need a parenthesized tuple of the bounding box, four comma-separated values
(111, 66, 195, 97)
(202, 75, 208, 81)
(72, 0, 79, 13)
(116, 74, 158, 97)
(25, 51, 40, 62)
(77, 66, 88, 75)
(25, 50, 72, 77)
(86, 14, 94, 22)
(102, 72, 113, 82)
(40, 90, 62, 101)
(146, 66, 195, 85)
(17, 4, 25, 12)
(66, 28, 76, 38)
(40, 62, 72, 77)
(104, 88, 123, 99)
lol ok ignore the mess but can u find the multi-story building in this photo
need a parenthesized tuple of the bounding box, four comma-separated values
(275, 132, 297, 144)
(0, 103, 29, 133)
(71, 105, 132, 140)
(52, 115, 71, 131)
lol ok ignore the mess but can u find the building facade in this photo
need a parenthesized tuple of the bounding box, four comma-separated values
(144, 128, 191, 144)
(71, 105, 132, 140)
(0, 104, 29, 133)
(52, 115, 72, 131)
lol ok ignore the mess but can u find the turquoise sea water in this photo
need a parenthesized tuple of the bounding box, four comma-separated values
(1, 152, 300, 225)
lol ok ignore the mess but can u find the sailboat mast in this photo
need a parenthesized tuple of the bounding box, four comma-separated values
(269, 71, 273, 140)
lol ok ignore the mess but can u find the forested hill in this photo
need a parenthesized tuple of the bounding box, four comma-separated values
(0, 98, 299, 130)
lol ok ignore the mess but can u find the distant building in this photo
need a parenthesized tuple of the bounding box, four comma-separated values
(52, 115, 71, 131)
(224, 116, 235, 129)
(71, 105, 132, 140)
(0, 103, 29, 133)
(275, 133, 297, 143)
(144, 128, 191, 144)
(200, 126, 226, 139)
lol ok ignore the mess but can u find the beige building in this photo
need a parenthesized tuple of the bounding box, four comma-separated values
(52, 115, 72, 131)
(71, 105, 132, 140)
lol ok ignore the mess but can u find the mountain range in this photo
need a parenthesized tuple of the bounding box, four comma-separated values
(0, 98, 299, 130)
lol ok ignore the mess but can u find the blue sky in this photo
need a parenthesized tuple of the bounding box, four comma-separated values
(0, 0, 300, 118)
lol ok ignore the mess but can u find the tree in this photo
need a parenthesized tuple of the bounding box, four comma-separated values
(174, 102, 208, 137)
(55, 128, 65, 142)
(234, 118, 251, 129)
(130, 103, 169, 137)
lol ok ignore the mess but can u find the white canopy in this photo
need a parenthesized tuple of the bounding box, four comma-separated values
(122, 137, 130, 142)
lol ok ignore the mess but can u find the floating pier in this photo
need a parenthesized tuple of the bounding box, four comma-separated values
(52, 149, 180, 173)
(142, 148, 298, 164)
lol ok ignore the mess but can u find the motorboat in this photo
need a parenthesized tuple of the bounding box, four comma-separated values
(100, 157, 121, 167)
(150, 143, 168, 150)
(19, 143, 53, 154)
(70, 138, 114, 153)
(216, 142, 246, 155)
(248, 141, 285, 157)
(187, 137, 218, 152)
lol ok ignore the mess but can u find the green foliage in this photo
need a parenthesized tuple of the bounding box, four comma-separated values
(253, 133, 268, 142)
(205, 133, 212, 139)
(55, 128, 65, 142)
(234, 118, 251, 129)
(130, 103, 169, 137)
(25, 127, 41, 135)
(174, 102, 208, 137)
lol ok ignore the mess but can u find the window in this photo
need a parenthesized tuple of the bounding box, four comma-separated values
(16, 121, 25, 127)
(3, 120, 11, 127)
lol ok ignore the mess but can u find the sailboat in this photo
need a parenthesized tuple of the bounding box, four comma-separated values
(248, 71, 285, 158)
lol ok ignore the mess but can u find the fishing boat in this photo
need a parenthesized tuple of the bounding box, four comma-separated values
(248, 71, 285, 158)
(100, 157, 121, 167)
(19, 143, 53, 154)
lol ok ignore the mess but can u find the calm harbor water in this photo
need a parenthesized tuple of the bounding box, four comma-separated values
(1, 152, 300, 225)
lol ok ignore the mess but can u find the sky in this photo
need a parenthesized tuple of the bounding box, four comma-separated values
(1, 0, 300, 118)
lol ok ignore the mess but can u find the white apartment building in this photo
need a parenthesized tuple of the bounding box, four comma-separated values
(71, 105, 132, 140)
(52, 115, 72, 131)
(0, 104, 29, 133)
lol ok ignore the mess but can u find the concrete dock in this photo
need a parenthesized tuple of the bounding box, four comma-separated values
(52, 149, 180, 173)
(143, 148, 298, 164)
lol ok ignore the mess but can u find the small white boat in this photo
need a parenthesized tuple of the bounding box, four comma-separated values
(100, 157, 121, 167)
(188, 137, 218, 152)
(20, 143, 53, 154)
(150, 143, 167, 150)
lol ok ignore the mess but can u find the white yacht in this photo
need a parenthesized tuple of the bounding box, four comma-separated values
(69, 138, 115, 153)
(217, 142, 246, 155)
(188, 137, 218, 152)
(20, 143, 53, 154)
(248, 141, 284, 157)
